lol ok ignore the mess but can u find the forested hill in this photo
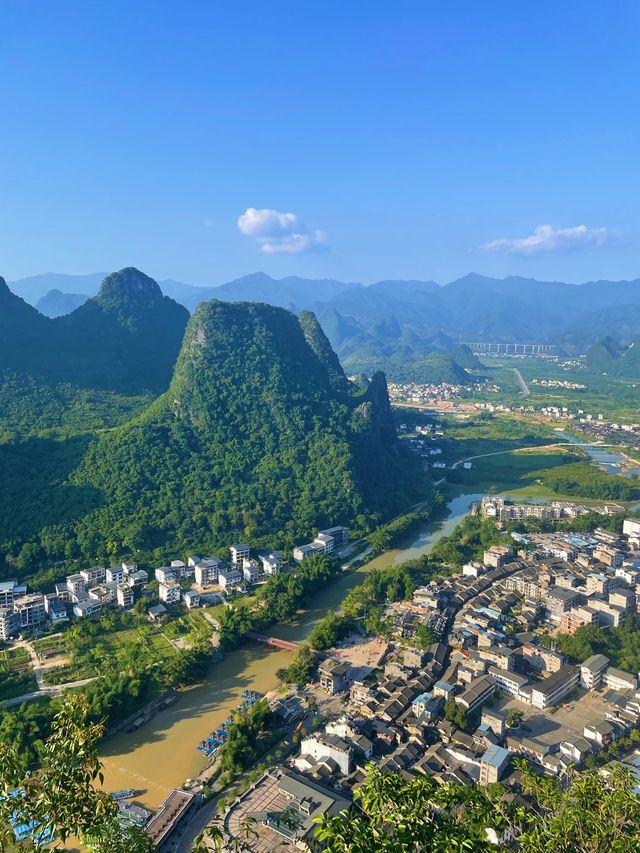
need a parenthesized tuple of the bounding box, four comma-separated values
(4, 300, 425, 569)
(586, 335, 640, 378)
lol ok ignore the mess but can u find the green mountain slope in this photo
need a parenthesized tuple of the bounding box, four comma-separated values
(5, 301, 425, 566)
(586, 336, 640, 377)
(0, 269, 189, 439)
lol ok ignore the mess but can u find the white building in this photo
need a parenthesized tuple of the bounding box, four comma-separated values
(106, 566, 125, 584)
(73, 599, 102, 619)
(81, 565, 106, 586)
(243, 560, 262, 584)
(159, 581, 182, 606)
(117, 583, 135, 610)
(259, 552, 283, 575)
(66, 574, 87, 598)
(194, 559, 221, 587)
(155, 566, 181, 584)
(230, 544, 250, 566)
(183, 589, 201, 609)
(298, 734, 352, 776)
(580, 654, 609, 689)
(604, 667, 637, 691)
(218, 566, 243, 588)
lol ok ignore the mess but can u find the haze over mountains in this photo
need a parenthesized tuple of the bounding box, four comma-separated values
(10, 270, 640, 381)
(11, 270, 640, 343)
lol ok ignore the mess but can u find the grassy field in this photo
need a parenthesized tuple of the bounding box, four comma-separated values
(447, 448, 580, 497)
(0, 646, 37, 700)
(439, 414, 558, 466)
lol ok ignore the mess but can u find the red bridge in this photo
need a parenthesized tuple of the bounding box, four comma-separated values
(244, 631, 300, 652)
(244, 631, 334, 659)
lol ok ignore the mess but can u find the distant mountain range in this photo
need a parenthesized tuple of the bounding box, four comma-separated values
(9, 270, 640, 376)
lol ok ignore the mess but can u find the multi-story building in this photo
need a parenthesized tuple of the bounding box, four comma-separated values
(484, 546, 513, 568)
(106, 566, 125, 584)
(0, 607, 19, 641)
(229, 544, 250, 566)
(81, 565, 106, 586)
(318, 659, 350, 694)
(73, 599, 102, 619)
(117, 582, 135, 609)
(127, 569, 148, 589)
(604, 667, 637, 691)
(44, 595, 68, 625)
(66, 574, 87, 599)
(479, 744, 510, 784)
(530, 666, 579, 710)
(218, 566, 242, 588)
(194, 559, 221, 587)
(457, 676, 496, 713)
(609, 589, 636, 613)
(259, 552, 283, 575)
(586, 573, 611, 595)
(593, 547, 623, 568)
(580, 654, 609, 689)
(313, 533, 335, 554)
(243, 560, 262, 584)
(88, 582, 118, 605)
(182, 590, 201, 609)
(488, 666, 529, 699)
(298, 734, 352, 775)
(0, 580, 26, 609)
(155, 566, 181, 584)
(14, 594, 47, 630)
(318, 526, 349, 546)
(159, 581, 182, 606)
(293, 543, 323, 562)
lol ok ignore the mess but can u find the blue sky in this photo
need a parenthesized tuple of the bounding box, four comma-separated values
(1, 1, 638, 285)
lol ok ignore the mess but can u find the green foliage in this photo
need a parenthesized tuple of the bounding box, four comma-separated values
(314, 761, 640, 851)
(277, 645, 316, 688)
(0, 696, 154, 852)
(218, 699, 273, 779)
(517, 760, 640, 852)
(342, 564, 416, 620)
(444, 698, 470, 732)
(414, 623, 435, 650)
(313, 763, 501, 851)
(543, 616, 640, 673)
(527, 460, 640, 501)
(0, 300, 427, 578)
(307, 610, 354, 651)
(429, 515, 505, 567)
(366, 507, 434, 555)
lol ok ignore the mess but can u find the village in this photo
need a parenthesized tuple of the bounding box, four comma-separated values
(0, 526, 350, 642)
(205, 507, 640, 852)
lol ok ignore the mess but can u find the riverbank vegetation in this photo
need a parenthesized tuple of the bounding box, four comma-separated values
(366, 493, 446, 555)
(0, 696, 154, 852)
(218, 699, 274, 783)
(217, 553, 341, 651)
(527, 460, 640, 501)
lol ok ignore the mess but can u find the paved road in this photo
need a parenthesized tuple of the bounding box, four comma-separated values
(2, 676, 97, 708)
(512, 367, 530, 396)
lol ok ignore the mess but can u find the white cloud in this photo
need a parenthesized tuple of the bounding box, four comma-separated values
(481, 224, 609, 255)
(237, 207, 328, 254)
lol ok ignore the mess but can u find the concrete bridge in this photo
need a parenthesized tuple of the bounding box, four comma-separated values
(464, 342, 557, 355)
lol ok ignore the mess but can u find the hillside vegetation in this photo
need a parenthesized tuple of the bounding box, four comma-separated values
(0, 297, 426, 577)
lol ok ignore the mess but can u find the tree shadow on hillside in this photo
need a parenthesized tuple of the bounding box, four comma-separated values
(0, 434, 103, 541)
